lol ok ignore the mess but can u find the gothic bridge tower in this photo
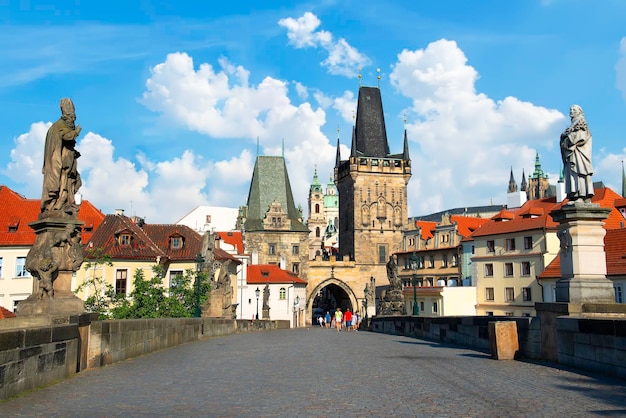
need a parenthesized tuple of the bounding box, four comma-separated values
(334, 86, 412, 267)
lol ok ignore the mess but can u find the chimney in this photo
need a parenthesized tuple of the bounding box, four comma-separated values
(115, 209, 124, 216)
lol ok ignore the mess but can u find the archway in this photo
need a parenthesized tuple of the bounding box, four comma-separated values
(308, 278, 358, 325)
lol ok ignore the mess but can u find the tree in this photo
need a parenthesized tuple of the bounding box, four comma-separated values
(75, 247, 115, 319)
(110, 265, 211, 319)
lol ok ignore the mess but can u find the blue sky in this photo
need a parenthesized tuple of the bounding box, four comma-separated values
(1, 0, 625, 224)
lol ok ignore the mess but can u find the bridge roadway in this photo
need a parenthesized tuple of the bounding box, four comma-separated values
(2, 327, 626, 417)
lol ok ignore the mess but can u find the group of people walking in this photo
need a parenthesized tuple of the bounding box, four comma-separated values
(317, 307, 360, 331)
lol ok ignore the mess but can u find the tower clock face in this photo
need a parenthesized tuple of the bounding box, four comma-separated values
(315, 194, 320, 199)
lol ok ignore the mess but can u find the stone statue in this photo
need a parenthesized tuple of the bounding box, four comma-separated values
(41, 98, 82, 217)
(560, 104, 594, 203)
(386, 255, 400, 291)
(263, 284, 270, 309)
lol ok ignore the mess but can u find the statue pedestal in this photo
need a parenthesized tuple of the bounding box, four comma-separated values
(17, 271, 84, 317)
(17, 217, 85, 318)
(550, 202, 615, 304)
(205, 288, 224, 317)
(262, 307, 270, 320)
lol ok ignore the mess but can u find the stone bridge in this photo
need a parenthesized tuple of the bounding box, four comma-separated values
(1, 325, 625, 416)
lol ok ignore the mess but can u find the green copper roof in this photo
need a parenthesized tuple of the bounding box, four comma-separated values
(310, 168, 322, 193)
(244, 156, 308, 232)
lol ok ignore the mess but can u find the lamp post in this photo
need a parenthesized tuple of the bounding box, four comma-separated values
(293, 295, 300, 328)
(194, 253, 204, 318)
(409, 251, 420, 316)
(255, 287, 260, 320)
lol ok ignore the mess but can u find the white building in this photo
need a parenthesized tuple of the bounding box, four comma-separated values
(176, 206, 239, 233)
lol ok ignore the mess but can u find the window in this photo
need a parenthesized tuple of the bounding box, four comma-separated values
(0, 257, 3, 278)
(505, 312, 514, 317)
(171, 237, 182, 249)
(315, 227, 320, 238)
(471, 245, 475, 254)
(486, 240, 495, 253)
(268, 244, 276, 255)
(378, 245, 387, 264)
(441, 255, 448, 268)
(522, 287, 532, 302)
(15, 257, 30, 277)
(115, 269, 128, 295)
(428, 256, 435, 268)
(485, 287, 494, 301)
(504, 263, 514, 277)
(505, 238, 516, 251)
(169, 270, 183, 289)
(120, 234, 131, 245)
(433, 301, 438, 313)
(206, 215, 212, 223)
(451, 254, 459, 267)
(524, 236, 533, 250)
(279, 287, 286, 300)
(315, 203, 320, 214)
(420, 301, 425, 311)
(292, 263, 299, 274)
(521, 261, 531, 276)
(292, 245, 299, 255)
(505, 287, 515, 301)
(484, 263, 494, 277)
(486, 311, 494, 316)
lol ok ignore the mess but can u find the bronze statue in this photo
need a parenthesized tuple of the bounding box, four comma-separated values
(560, 105, 594, 203)
(41, 98, 82, 217)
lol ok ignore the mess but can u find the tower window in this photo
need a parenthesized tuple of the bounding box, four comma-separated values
(315, 203, 320, 214)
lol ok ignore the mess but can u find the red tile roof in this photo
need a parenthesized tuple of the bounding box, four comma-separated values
(87, 215, 203, 262)
(471, 188, 625, 238)
(539, 227, 626, 279)
(0, 306, 17, 319)
(214, 247, 241, 264)
(0, 185, 105, 246)
(450, 215, 489, 237)
(217, 231, 244, 254)
(247, 264, 307, 284)
(416, 221, 436, 240)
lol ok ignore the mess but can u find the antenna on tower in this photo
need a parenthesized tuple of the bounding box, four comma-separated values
(377, 68, 381, 88)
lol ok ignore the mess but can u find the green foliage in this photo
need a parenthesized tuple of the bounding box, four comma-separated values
(110, 265, 211, 319)
(75, 247, 114, 319)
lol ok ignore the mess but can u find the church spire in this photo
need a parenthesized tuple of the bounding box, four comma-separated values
(353, 86, 390, 157)
(402, 116, 410, 162)
(622, 160, 626, 198)
(520, 169, 527, 192)
(335, 136, 341, 167)
(350, 125, 357, 158)
(508, 167, 518, 193)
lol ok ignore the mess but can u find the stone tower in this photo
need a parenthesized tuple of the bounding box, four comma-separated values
(307, 168, 326, 259)
(334, 86, 412, 266)
(239, 156, 309, 277)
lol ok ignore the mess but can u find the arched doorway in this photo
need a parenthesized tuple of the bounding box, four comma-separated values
(308, 278, 358, 325)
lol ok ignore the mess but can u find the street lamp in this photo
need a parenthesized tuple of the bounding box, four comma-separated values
(194, 253, 204, 318)
(255, 287, 260, 320)
(409, 251, 420, 316)
(293, 295, 300, 328)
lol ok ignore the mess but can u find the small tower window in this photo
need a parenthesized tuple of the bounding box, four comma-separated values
(315, 203, 320, 214)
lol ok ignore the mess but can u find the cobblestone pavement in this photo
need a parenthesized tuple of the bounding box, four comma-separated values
(2, 327, 626, 417)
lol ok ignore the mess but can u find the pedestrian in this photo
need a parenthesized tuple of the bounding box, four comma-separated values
(353, 311, 360, 331)
(334, 307, 343, 332)
(325, 311, 331, 329)
(344, 308, 352, 332)
(317, 315, 324, 327)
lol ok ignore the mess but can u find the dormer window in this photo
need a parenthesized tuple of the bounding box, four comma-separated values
(171, 236, 183, 249)
(7, 217, 19, 232)
(120, 234, 131, 246)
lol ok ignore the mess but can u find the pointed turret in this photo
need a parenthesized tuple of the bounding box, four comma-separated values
(350, 125, 357, 158)
(335, 136, 341, 167)
(402, 129, 410, 162)
(520, 169, 527, 192)
(310, 167, 322, 193)
(507, 167, 518, 193)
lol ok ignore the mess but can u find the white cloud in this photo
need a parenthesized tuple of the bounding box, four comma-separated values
(293, 81, 308, 99)
(616, 37, 626, 103)
(332, 90, 357, 124)
(278, 12, 370, 77)
(390, 39, 566, 215)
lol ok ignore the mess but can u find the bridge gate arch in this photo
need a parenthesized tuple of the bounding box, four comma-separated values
(307, 278, 359, 325)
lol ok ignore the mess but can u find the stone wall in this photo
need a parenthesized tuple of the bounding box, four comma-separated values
(370, 315, 542, 359)
(557, 316, 626, 379)
(0, 323, 79, 400)
(0, 317, 288, 400)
